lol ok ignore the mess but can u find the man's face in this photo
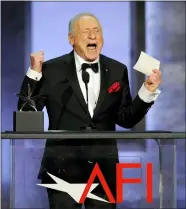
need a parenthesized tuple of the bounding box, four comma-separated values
(69, 16, 104, 62)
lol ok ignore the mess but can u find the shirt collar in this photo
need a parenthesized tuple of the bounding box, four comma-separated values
(74, 50, 100, 72)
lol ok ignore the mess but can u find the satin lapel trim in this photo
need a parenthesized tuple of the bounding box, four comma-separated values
(93, 55, 109, 117)
(64, 52, 91, 118)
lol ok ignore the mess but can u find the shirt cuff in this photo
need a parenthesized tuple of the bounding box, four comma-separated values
(138, 83, 161, 103)
(26, 67, 42, 81)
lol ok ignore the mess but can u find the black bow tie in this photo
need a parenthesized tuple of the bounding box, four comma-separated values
(81, 63, 99, 73)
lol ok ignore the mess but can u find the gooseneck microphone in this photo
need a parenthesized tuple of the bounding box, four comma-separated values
(82, 70, 90, 111)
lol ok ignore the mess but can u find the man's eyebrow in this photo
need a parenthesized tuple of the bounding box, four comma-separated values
(83, 27, 100, 30)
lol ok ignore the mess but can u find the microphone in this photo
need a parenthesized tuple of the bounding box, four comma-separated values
(81, 71, 96, 131)
(82, 71, 90, 110)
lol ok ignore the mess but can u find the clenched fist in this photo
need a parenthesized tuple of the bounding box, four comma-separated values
(30, 51, 44, 73)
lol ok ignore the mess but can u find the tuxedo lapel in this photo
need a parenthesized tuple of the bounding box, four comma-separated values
(64, 51, 91, 118)
(93, 55, 109, 117)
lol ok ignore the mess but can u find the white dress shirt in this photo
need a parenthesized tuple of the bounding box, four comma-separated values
(74, 51, 100, 117)
(26, 51, 161, 118)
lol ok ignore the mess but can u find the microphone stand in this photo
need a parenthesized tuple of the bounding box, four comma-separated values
(85, 83, 89, 112)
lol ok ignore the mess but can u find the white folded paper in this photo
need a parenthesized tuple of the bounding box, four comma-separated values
(133, 51, 160, 76)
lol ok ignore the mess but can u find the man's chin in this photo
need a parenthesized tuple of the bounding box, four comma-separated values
(85, 52, 99, 62)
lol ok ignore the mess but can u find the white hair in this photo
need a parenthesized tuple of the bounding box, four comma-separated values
(68, 12, 101, 34)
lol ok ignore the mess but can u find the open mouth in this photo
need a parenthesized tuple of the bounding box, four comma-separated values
(87, 44, 97, 51)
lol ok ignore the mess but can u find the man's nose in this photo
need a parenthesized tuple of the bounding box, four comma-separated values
(88, 31, 96, 39)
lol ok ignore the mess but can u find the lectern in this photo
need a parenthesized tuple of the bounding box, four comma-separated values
(1, 131, 185, 209)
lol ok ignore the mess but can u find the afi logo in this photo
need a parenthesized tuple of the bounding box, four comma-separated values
(38, 163, 153, 204)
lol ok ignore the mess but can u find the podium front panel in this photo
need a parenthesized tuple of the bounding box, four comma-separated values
(1, 135, 185, 209)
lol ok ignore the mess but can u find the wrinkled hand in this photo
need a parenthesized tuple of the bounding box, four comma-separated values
(144, 69, 162, 92)
(30, 51, 44, 73)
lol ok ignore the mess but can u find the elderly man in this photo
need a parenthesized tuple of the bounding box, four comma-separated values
(18, 13, 161, 209)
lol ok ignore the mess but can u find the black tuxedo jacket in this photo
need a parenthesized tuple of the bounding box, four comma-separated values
(18, 51, 153, 189)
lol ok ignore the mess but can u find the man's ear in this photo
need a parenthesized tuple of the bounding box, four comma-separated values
(68, 33, 74, 46)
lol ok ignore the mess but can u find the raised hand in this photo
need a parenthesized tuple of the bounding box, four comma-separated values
(30, 51, 44, 73)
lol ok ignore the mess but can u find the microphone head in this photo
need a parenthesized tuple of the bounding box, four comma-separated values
(82, 71, 90, 84)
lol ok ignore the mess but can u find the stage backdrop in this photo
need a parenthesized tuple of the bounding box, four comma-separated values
(1, 2, 185, 209)
(146, 2, 185, 207)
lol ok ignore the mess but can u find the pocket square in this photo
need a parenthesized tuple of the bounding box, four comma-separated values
(108, 82, 120, 93)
